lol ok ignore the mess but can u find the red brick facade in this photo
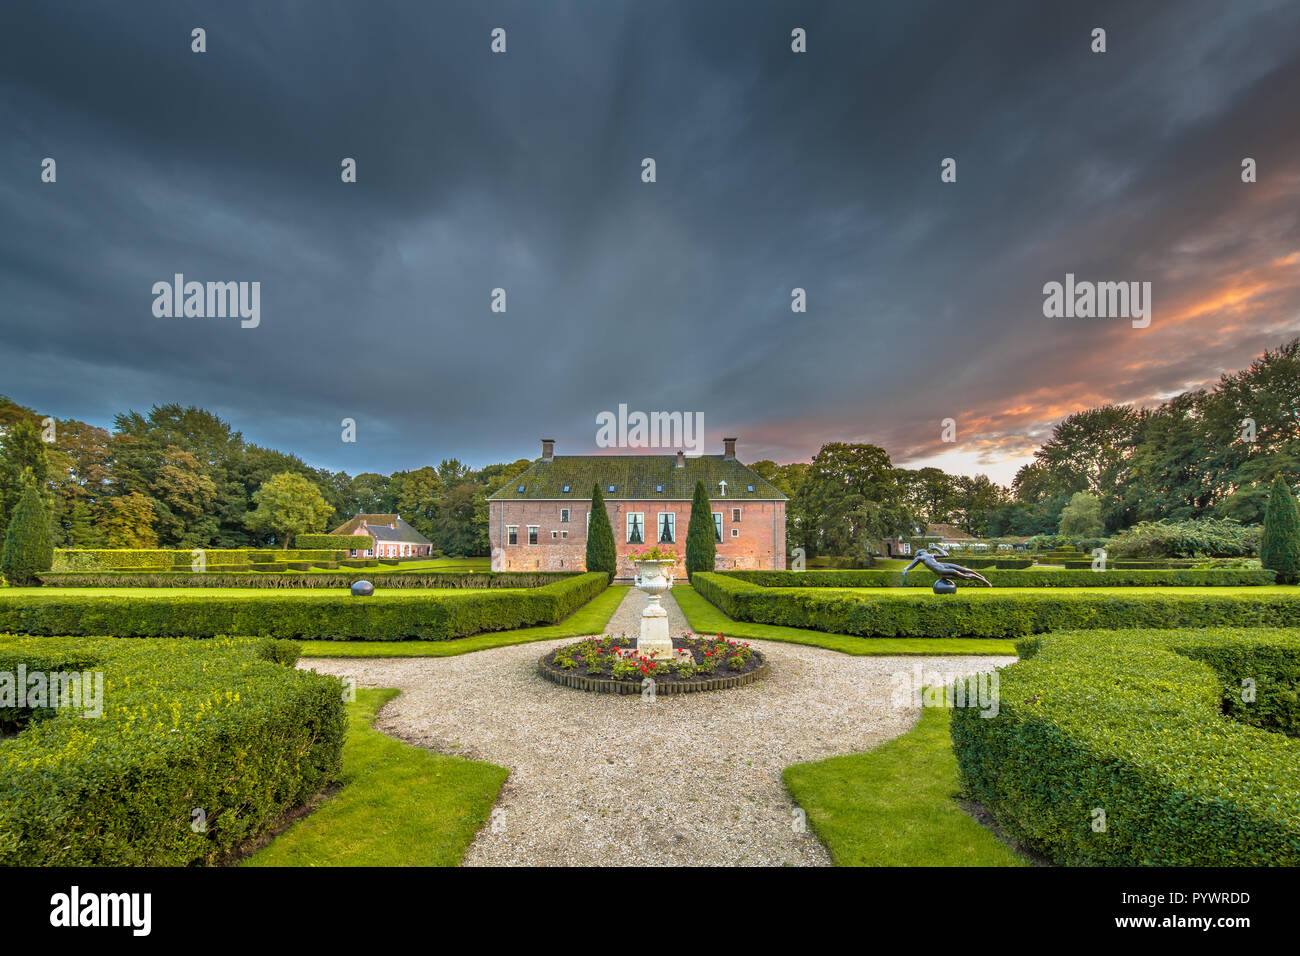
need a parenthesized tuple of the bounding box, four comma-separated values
(489, 497, 787, 578)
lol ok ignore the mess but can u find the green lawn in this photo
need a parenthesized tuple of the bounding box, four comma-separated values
(380, 557, 491, 573)
(673, 585, 1018, 655)
(244, 688, 507, 866)
(783, 704, 1028, 866)
(297, 585, 629, 657)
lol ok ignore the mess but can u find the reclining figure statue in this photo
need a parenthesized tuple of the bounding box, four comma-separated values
(901, 547, 992, 588)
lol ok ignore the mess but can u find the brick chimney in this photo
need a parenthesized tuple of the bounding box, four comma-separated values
(676, 450, 685, 468)
(541, 439, 555, 461)
(723, 437, 737, 460)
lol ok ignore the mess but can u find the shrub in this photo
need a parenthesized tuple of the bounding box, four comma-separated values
(0, 572, 608, 641)
(1, 484, 53, 586)
(1107, 518, 1259, 559)
(0, 634, 345, 865)
(950, 628, 1300, 865)
(293, 533, 375, 551)
(691, 572, 1299, 639)
(1261, 475, 1300, 585)
(685, 480, 716, 579)
(585, 484, 616, 579)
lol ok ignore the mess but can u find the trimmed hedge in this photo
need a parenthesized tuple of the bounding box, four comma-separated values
(0, 634, 344, 865)
(37, 570, 578, 589)
(692, 572, 1300, 639)
(293, 534, 375, 551)
(722, 568, 1275, 588)
(0, 572, 608, 641)
(51, 548, 347, 571)
(951, 628, 1300, 865)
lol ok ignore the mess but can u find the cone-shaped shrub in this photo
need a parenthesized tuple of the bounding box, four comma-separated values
(685, 480, 716, 579)
(2, 483, 54, 586)
(1261, 475, 1300, 585)
(585, 484, 617, 579)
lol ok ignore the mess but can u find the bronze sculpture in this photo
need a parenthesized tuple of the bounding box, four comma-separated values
(901, 547, 992, 593)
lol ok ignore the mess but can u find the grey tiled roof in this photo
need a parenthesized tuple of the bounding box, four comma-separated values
(487, 455, 786, 501)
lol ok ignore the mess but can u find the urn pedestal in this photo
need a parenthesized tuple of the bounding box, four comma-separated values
(631, 559, 676, 660)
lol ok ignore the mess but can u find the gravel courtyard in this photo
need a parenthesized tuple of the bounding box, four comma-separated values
(300, 589, 1014, 866)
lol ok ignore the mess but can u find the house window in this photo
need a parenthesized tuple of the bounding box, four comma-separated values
(608, 485, 616, 493)
(517, 485, 525, 493)
(551, 530, 558, 539)
(713, 512, 723, 543)
(562, 485, 571, 493)
(731, 529, 739, 538)
(507, 525, 518, 546)
(655, 484, 663, 493)
(657, 512, 675, 544)
(732, 508, 742, 522)
(527, 526, 539, 545)
(561, 509, 570, 522)
(561, 530, 568, 539)
(626, 512, 644, 544)
(746, 484, 754, 493)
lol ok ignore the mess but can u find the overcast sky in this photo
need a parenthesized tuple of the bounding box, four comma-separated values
(2, 0, 1298, 484)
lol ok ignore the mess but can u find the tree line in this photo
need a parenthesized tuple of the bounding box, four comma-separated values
(1, 339, 1294, 558)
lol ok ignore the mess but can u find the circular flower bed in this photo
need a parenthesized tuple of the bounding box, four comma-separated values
(538, 634, 768, 695)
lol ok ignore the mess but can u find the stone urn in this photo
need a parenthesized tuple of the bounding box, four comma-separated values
(631, 559, 676, 660)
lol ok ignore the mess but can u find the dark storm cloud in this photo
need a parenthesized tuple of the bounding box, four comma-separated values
(1, 0, 1298, 480)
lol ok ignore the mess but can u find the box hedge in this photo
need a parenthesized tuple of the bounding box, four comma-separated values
(0, 634, 344, 865)
(0, 572, 608, 641)
(723, 568, 1274, 588)
(692, 572, 1300, 639)
(950, 628, 1300, 865)
(293, 534, 376, 551)
(38, 570, 576, 589)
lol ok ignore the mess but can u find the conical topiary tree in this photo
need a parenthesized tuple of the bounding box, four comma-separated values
(1261, 474, 1300, 585)
(585, 483, 617, 579)
(2, 483, 54, 587)
(685, 480, 716, 579)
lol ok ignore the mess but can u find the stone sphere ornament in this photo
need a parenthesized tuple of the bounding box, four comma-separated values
(350, 580, 375, 597)
(932, 578, 957, 595)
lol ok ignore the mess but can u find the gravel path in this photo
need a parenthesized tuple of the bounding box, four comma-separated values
(300, 588, 1015, 866)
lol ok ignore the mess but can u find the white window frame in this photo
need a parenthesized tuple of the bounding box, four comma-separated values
(731, 528, 739, 538)
(507, 525, 518, 546)
(626, 512, 645, 544)
(527, 526, 539, 546)
(657, 512, 676, 544)
(732, 507, 742, 523)
(561, 508, 570, 522)
(713, 512, 723, 543)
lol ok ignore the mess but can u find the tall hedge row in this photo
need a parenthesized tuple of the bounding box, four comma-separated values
(0, 635, 344, 865)
(293, 534, 376, 551)
(722, 568, 1275, 588)
(950, 628, 1300, 865)
(691, 572, 1300, 639)
(0, 572, 608, 641)
(37, 570, 577, 589)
